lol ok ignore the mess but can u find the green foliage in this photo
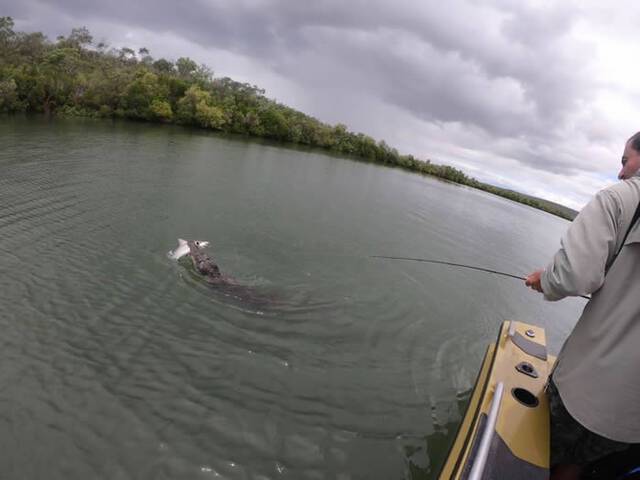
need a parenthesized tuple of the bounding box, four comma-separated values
(153, 58, 173, 73)
(98, 104, 112, 117)
(173, 85, 224, 128)
(149, 99, 173, 121)
(0, 23, 576, 220)
(259, 106, 289, 140)
(196, 102, 225, 129)
(61, 27, 92, 48)
(176, 57, 197, 78)
(122, 71, 167, 119)
(0, 16, 15, 45)
(0, 78, 22, 112)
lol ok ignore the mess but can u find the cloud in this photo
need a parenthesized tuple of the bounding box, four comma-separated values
(3, 0, 636, 208)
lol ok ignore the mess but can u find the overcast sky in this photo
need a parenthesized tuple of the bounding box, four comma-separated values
(4, 0, 638, 209)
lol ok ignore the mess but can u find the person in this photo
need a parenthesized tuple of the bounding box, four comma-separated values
(525, 132, 640, 480)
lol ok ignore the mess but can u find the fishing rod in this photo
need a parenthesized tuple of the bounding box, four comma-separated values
(371, 255, 591, 300)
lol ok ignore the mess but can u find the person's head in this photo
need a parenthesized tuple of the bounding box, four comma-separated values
(618, 132, 640, 180)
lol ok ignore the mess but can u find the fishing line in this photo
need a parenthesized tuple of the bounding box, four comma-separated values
(371, 255, 591, 300)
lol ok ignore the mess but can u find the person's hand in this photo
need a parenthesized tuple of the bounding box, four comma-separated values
(525, 269, 544, 293)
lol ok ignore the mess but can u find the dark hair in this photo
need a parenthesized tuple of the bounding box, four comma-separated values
(628, 132, 640, 152)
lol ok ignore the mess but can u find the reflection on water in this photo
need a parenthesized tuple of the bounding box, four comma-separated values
(0, 116, 582, 479)
(423, 389, 473, 479)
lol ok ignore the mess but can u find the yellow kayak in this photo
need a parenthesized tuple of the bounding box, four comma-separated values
(438, 320, 555, 479)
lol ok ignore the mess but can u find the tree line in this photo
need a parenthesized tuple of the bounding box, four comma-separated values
(0, 18, 576, 220)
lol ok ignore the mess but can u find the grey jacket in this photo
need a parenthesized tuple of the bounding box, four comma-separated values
(541, 174, 640, 442)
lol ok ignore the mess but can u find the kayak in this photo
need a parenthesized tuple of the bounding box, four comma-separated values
(438, 320, 554, 479)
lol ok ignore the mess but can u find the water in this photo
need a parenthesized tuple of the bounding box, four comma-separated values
(0, 116, 585, 479)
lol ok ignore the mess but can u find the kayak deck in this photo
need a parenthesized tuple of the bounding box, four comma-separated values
(438, 320, 555, 479)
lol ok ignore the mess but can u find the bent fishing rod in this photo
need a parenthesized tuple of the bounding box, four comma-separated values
(371, 255, 591, 300)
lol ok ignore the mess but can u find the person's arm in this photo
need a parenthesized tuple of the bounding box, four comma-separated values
(532, 189, 621, 301)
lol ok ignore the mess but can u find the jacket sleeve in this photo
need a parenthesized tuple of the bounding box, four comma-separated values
(540, 189, 621, 301)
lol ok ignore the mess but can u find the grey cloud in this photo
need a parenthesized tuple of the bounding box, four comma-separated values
(1, 0, 625, 203)
(12, 0, 593, 137)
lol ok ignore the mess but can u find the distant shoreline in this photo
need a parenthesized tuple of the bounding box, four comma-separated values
(0, 17, 577, 220)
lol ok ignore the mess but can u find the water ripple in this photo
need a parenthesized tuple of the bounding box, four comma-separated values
(0, 117, 584, 480)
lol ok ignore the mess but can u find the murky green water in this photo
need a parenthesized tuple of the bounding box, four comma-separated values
(0, 116, 584, 479)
